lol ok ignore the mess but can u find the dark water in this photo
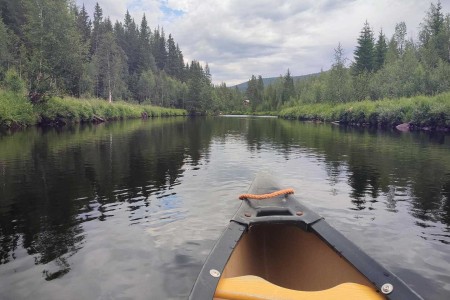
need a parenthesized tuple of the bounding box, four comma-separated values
(0, 117, 449, 299)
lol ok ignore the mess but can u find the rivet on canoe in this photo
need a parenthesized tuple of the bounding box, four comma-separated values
(296, 211, 304, 216)
(210, 269, 221, 278)
(381, 283, 393, 294)
(244, 212, 251, 217)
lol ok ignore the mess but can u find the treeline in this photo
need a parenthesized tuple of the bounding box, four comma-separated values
(245, 1, 450, 111)
(2, 1, 448, 117)
(0, 0, 239, 113)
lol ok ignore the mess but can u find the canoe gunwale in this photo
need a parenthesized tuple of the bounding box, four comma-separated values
(188, 221, 246, 300)
(310, 219, 423, 300)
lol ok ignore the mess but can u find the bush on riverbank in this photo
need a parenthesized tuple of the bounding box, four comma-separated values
(0, 90, 35, 128)
(0, 89, 187, 128)
(279, 92, 450, 129)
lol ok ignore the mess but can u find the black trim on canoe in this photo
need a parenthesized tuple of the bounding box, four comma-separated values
(310, 220, 422, 300)
(188, 173, 423, 299)
(189, 221, 246, 299)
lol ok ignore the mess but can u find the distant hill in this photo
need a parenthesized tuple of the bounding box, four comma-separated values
(231, 72, 321, 91)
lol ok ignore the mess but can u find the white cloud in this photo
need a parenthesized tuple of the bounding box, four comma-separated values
(76, 0, 450, 85)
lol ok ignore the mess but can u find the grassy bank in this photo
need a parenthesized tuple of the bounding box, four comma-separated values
(0, 90, 187, 128)
(279, 93, 450, 130)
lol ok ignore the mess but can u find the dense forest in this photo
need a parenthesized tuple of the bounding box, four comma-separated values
(0, 0, 242, 113)
(245, 1, 450, 113)
(0, 0, 449, 119)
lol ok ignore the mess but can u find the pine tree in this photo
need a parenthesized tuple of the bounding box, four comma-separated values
(353, 21, 375, 74)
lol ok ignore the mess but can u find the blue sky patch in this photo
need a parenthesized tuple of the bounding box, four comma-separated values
(160, 1, 185, 18)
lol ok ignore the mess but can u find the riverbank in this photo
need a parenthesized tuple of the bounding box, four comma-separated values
(224, 110, 278, 116)
(0, 90, 187, 128)
(279, 93, 450, 131)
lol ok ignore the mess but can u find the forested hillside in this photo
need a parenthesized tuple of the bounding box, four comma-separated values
(0, 0, 243, 114)
(1, 0, 449, 120)
(244, 1, 450, 115)
(233, 73, 320, 92)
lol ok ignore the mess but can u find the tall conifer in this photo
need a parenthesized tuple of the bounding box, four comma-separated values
(353, 21, 375, 74)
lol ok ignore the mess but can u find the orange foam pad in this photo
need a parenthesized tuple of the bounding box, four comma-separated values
(215, 275, 385, 300)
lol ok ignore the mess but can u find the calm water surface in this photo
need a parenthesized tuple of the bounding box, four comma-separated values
(0, 117, 449, 299)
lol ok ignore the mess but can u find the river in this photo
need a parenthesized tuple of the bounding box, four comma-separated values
(0, 116, 449, 299)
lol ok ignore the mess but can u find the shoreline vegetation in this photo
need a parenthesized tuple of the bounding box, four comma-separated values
(279, 92, 450, 132)
(0, 1, 449, 132)
(0, 89, 186, 129)
(1, 88, 449, 132)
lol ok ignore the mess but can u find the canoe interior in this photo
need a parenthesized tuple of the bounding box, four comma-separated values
(220, 223, 375, 292)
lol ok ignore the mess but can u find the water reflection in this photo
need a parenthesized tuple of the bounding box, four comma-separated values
(0, 117, 449, 299)
(260, 120, 450, 227)
(0, 118, 212, 280)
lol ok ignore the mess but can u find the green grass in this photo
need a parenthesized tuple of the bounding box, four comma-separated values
(279, 93, 450, 129)
(0, 90, 187, 128)
(35, 96, 187, 124)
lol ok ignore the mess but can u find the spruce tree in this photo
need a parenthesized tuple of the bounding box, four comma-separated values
(122, 11, 139, 75)
(353, 21, 375, 74)
(76, 4, 91, 44)
(137, 14, 155, 73)
(282, 69, 295, 103)
(175, 44, 185, 81)
(0, 0, 26, 37)
(374, 30, 388, 71)
(0, 17, 13, 77)
(420, 1, 449, 63)
(246, 75, 258, 110)
(166, 34, 179, 77)
(91, 2, 103, 55)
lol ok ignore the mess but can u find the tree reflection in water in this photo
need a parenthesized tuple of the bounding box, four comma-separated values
(0, 117, 448, 295)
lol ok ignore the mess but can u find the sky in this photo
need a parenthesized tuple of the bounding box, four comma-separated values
(76, 0, 450, 86)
